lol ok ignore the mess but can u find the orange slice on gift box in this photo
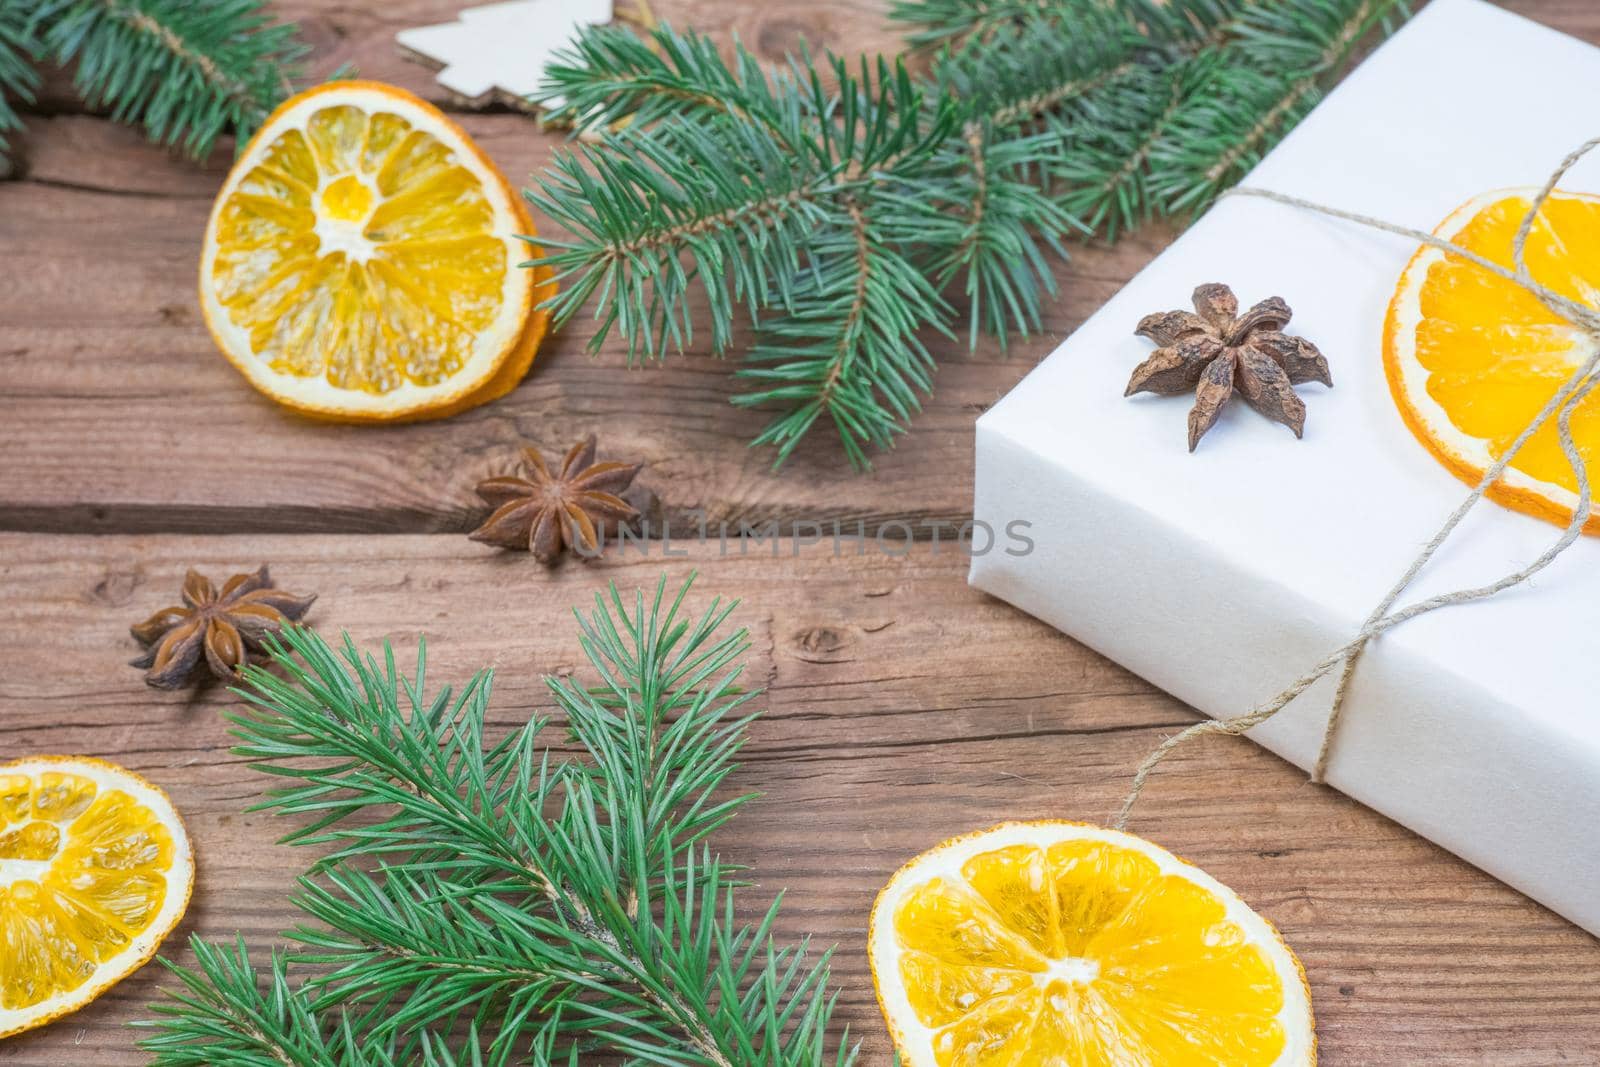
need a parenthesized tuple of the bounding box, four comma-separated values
(200, 81, 555, 422)
(1385, 188, 1600, 532)
(869, 822, 1315, 1066)
(0, 757, 194, 1039)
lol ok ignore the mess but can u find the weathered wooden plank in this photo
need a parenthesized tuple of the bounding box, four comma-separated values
(0, 0, 1201, 536)
(0, 108, 1168, 535)
(17, 0, 911, 118)
(23, 0, 1600, 124)
(6, 5, 1600, 1067)
(2, 534, 1598, 1066)
(7, 0, 1595, 535)
(1500, 0, 1600, 35)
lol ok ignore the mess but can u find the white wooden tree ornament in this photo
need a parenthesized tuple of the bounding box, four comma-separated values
(397, 0, 616, 110)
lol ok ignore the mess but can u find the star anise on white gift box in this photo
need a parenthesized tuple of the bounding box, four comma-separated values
(1127, 283, 1332, 451)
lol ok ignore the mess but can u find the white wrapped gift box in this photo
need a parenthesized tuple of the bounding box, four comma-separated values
(969, 0, 1600, 934)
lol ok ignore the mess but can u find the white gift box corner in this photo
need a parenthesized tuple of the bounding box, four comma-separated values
(970, 0, 1600, 933)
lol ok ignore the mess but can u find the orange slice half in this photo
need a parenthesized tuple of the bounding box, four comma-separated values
(200, 81, 553, 421)
(1384, 188, 1600, 532)
(869, 822, 1315, 1067)
(0, 757, 194, 1039)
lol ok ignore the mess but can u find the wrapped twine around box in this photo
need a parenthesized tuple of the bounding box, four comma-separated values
(1114, 136, 1600, 831)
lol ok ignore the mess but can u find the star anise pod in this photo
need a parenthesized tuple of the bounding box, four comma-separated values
(1127, 282, 1332, 451)
(469, 435, 644, 563)
(130, 566, 316, 690)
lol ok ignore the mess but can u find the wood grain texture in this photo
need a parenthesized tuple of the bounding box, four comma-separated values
(3, 535, 1599, 1067)
(0, 108, 1168, 535)
(3, 0, 1600, 1064)
(0, 0, 1168, 536)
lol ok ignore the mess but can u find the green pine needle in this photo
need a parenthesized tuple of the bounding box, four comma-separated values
(6, 0, 1411, 467)
(22, 0, 310, 160)
(530, 0, 1410, 469)
(0, 3, 39, 159)
(889, 0, 1093, 55)
(138, 575, 857, 1067)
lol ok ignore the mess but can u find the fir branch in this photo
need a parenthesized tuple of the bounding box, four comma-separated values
(1148, 0, 1410, 210)
(28, 0, 309, 158)
(141, 939, 352, 1067)
(529, 114, 829, 360)
(142, 937, 565, 1067)
(539, 24, 810, 150)
(738, 200, 949, 467)
(890, 0, 1096, 55)
(533, 39, 971, 468)
(1050, 61, 1190, 239)
(918, 120, 1078, 344)
(0, 4, 38, 160)
(530, 2, 1413, 467)
(935, 14, 1140, 131)
(141, 576, 856, 1067)
(532, 26, 1095, 467)
(1123, 0, 1268, 51)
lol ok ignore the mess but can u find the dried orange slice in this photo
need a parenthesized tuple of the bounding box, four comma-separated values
(1385, 188, 1600, 532)
(869, 822, 1314, 1066)
(200, 81, 553, 421)
(0, 757, 194, 1039)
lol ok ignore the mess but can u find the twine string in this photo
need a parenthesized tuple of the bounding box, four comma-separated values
(1112, 137, 1600, 831)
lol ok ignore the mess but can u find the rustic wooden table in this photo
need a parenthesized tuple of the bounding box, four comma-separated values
(4, 1, 1599, 1063)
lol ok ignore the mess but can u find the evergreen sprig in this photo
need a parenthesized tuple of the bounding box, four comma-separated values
(1, 0, 312, 164)
(529, 0, 1411, 468)
(0, 4, 38, 157)
(139, 576, 857, 1067)
(533, 42, 995, 466)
